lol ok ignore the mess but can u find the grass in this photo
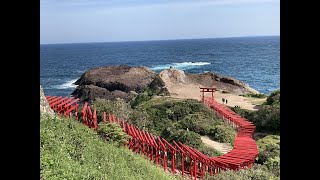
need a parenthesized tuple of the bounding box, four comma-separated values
(256, 135, 280, 153)
(204, 164, 279, 180)
(40, 113, 181, 180)
(131, 96, 236, 153)
(137, 96, 183, 108)
(239, 93, 267, 98)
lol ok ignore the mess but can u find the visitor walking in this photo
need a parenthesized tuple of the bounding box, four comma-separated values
(222, 98, 225, 104)
(226, 99, 228, 104)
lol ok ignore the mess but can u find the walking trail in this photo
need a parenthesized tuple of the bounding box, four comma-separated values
(164, 81, 264, 154)
(201, 135, 232, 155)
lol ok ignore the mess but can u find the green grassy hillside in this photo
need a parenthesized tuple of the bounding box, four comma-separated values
(40, 113, 181, 180)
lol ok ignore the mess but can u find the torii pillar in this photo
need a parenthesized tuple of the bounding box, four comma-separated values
(200, 87, 217, 103)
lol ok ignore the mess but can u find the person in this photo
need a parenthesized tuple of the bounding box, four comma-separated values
(222, 98, 225, 103)
(226, 99, 228, 104)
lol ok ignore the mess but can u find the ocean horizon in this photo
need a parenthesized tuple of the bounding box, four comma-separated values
(40, 36, 279, 97)
(40, 35, 279, 45)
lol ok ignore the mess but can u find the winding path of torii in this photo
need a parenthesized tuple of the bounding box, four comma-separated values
(45, 87, 258, 179)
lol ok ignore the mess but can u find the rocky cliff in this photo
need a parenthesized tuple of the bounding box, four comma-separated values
(71, 65, 259, 103)
(40, 85, 54, 116)
(71, 65, 168, 103)
(160, 67, 259, 94)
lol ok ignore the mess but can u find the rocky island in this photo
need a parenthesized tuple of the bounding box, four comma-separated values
(71, 65, 263, 110)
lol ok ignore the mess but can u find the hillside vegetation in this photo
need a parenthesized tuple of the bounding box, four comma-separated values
(40, 73, 280, 179)
(92, 95, 235, 156)
(212, 89, 280, 179)
(40, 113, 181, 180)
(202, 135, 280, 180)
(231, 89, 280, 134)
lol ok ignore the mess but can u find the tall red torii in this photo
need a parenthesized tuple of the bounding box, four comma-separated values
(200, 87, 217, 103)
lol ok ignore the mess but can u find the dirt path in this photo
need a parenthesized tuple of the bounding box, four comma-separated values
(201, 136, 232, 155)
(165, 82, 265, 111)
(164, 81, 262, 154)
(161, 75, 263, 154)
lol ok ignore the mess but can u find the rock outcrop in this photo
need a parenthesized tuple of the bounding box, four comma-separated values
(160, 67, 259, 95)
(40, 85, 54, 116)
(72, 65, 259, 103)
(72, 65, 168, 103)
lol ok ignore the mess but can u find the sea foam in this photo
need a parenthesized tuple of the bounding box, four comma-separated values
(150, 62, 210, 71)
(54, 79, 78, 89)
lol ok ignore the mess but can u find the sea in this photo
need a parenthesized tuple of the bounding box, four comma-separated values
(40, 36, 279, 97)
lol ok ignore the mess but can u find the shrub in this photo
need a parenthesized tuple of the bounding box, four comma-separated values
(128, 109, 151, 130)
(129, 97, 237, 146)
(256, 135, 280, 175)
(198, 145, 222, 157)
(230, 106, 254, 121)
(252, 105, 280, 134)
(239, 93, 267, 98)
(146, 76, 170, 96)
(256, 135, 280, 152)
(264, 156, 280, 176)
(130, 92, 152, 108)
(97, 123, 130, 147)
(204, 164, 279, 180)
(266, 89, 280, 105)
(231, 90, 280, 134)
(91, 98, 132, 123)
(209, 125, 236, 145)
(168, 104, 192, 121)
(178, 112, 214, 135)
(257, 143, 280, 165)
(167, 129, 202, 148)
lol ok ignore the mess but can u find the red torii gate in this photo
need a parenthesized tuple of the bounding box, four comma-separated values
(200, 87, 217, 103)
(46, 95, 258, 179)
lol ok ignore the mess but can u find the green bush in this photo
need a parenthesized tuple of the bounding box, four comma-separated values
(257, 143, 280, 165)
(168, 104, 192, 121)
(198, 145, 222, 157)
(264, 156, 280, 176)
(252, 105, 280, 134)
(167, 129, 202, 148)
(97, 123, 130, 147)
(40, 114, 180, 180)
(91, 98, 132, 123)
(130, 82, 169, 108)
(266, 89, 280, 105)
(128, 109, 151, 131)
(204, 164, 279, 180)
(256, 135, 280, 176)
(231, 90, 280, 134)
(129, 97, 237, 147)
(209, 125, 236, 145)
(130, 92, 153, 108)
(256, 135, 280, 152)
(230, 106, 253, 119)
(178, 112, 215, 135)
(239, 93, 267, 98)
(146, 76, 170, 96)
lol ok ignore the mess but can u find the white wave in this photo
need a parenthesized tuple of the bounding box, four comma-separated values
(76, 70, 86, 73)
(150, 62, 210, 71)
(54, 79, 78, 89)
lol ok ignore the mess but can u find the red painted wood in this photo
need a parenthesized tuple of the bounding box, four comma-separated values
(47, 95, 258, 179)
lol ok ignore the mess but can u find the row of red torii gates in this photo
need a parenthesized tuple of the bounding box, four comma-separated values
(44, 87, 258, 179)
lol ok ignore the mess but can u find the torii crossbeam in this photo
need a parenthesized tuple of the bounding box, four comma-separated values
(200, 87, 217, 103)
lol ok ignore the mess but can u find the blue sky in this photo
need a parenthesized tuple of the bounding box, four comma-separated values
(40, 0, 280, 44)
